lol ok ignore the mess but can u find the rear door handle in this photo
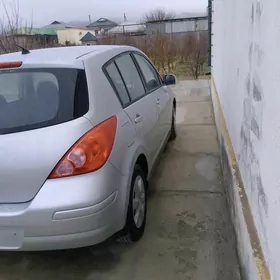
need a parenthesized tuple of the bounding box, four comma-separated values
(134, 114, 143, 123)
(157, 98, 160, 105)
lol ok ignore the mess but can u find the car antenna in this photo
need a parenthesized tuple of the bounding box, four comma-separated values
(16, 45, 30, 55)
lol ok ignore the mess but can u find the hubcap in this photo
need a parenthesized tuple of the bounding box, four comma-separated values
(132, 176, 146, 228)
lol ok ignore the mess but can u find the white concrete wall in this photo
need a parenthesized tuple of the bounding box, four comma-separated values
(212, 0, 280, 278)
(147, 18, 208, 34)
(57, 29, 95, 45)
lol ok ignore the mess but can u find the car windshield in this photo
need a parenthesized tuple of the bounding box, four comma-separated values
(0, 68, 89, 135)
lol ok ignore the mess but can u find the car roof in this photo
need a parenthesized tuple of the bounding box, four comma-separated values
(0, 45, 137, 68)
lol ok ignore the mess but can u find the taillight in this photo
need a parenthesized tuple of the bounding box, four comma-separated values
(0, 61, 22, 69)
(49, 116, 117, 179)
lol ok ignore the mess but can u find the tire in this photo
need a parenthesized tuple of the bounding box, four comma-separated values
(117, 164, 147, 244)
(169, 106, 177, 141)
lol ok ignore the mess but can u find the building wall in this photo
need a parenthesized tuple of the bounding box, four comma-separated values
(81, 40, 97, 46)
(87, 26, 115, 36)
(146, 18, 208, 34)
(57, 29, 95, 45)
(212, 0, 280, 278)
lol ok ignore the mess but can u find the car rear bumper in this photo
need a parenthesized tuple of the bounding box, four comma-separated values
(0, 162, 127, 251)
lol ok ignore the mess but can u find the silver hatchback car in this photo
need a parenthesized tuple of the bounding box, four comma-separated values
(0, 45, 176, 251)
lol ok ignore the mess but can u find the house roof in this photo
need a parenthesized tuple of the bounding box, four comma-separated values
(42, 21, 67, 29)
(51, 21, 62, 25)
(14, 27, 58, 36)
(80, 32, 97, 42)
(42, 21, 79, 29)
(14, 27, 40, 35)
(87, 18, 117, 28)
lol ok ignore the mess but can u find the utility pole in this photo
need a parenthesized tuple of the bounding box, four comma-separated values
(123, 13, 127, 35)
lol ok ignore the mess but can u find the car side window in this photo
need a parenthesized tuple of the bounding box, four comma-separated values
(105, 62, 130, 106)
(133, 53, 161, 92)
(115, 54, 145, 102)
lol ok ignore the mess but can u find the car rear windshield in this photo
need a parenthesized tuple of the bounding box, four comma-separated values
(0, 68, 89, 135)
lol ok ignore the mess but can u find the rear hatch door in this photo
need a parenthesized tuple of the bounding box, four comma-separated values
(0, 65, 91, 203)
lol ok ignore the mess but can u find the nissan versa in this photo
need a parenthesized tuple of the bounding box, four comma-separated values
(0, 45, 177, 251)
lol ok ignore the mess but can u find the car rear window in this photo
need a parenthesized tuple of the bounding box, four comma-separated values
(0, 68, 89, 135)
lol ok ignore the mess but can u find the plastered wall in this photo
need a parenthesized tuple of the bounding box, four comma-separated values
(212, 0, 280, 278)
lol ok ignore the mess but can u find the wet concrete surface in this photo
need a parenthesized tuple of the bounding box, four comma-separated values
(0, 79, 240, 280)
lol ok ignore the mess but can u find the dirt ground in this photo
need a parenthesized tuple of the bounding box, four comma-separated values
(0, 79, 241, 280)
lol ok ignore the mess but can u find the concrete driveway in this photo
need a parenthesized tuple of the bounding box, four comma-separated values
(0, 79, 240, 280)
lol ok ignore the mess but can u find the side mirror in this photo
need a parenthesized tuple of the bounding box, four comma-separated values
(163, 74, 176, 85)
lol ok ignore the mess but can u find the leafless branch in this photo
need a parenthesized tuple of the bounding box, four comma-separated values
(143, 8, 176, 23)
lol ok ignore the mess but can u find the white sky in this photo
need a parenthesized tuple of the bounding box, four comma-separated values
(0, 0, 208, 26)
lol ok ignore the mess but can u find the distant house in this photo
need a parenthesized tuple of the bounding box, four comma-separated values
(80, 32, 97, 45)
(41, 20, 84, 36)
(57, 28, 96, 46)
(146, 16, 208, 35)
(0, 32, 57, 54)
(40, 20, 92, 46)
(4, 26, 58, 49)
(108, 22, 146, 36)
(86, 18, 118, 35)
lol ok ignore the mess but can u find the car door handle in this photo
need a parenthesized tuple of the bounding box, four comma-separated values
(157, 98, 160, 105)
(134, 114, 143, 123)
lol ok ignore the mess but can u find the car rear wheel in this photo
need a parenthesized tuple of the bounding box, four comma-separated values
(169, 106, 177, 141)
(117, 164, 147, 244)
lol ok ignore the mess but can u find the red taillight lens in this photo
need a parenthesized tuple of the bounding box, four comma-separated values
(0, 62, 22, 69)
(49, 116, 117, 179)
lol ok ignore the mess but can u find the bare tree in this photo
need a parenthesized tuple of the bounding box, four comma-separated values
(0, 0, 36, 53)
(182, 32, 208, 79)
(0, 0, 58, 54)
(0, 0, 20, 53)
(143, 8, 175, 23)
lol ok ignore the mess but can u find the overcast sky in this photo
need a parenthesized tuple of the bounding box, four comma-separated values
(0, 0, 207, 26)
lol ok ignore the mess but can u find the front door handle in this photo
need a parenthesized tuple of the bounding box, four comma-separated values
(135, 114, 142, 123)
(157, 98, 160, 105)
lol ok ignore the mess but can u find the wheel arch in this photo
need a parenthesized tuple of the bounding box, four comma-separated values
(173, 98, 177, 109)
(119, 146, 150, 227)
(135, 154, 148, 179)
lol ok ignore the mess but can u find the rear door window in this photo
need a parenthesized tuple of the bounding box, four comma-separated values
(0, 68, 89, 135)
(115, 54, 145, 102)
(105, 62, 130, 106)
